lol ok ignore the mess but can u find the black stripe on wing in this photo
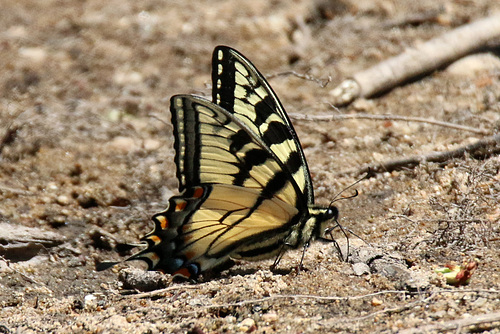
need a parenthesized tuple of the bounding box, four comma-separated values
(211, 45, 314, 205)
(170, 95, 305, 210)
(171, 95, 201, 191)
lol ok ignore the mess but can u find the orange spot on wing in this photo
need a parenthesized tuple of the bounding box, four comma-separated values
(173, 268, 191, 278)
(184, 251, 196, 260)
(175, 200, 187, 211)
(149, 252, 159, 261)
(149, 235, 161, 244)
(193, 187, 204, 198)
(156, 215, 169, 229)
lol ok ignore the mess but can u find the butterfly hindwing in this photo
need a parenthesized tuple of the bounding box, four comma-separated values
(212, 46, 314, 204)
(131, 184, 301, 278)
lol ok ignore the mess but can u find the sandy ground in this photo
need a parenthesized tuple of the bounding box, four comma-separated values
(1, 0, 499, 333)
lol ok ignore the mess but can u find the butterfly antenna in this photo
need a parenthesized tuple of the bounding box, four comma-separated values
(96, 260, 121, 271)
(96, 242, 145, 272)
(329, 169, 370, 206)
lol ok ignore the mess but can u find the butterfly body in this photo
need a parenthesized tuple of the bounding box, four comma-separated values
(126, 46, 338, 278)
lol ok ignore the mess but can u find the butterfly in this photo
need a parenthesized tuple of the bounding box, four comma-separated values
(99, 46, 339, 279)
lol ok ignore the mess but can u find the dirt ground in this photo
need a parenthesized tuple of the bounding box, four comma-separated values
(1, 0, 499, 333)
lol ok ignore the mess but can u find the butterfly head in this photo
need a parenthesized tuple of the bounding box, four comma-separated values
(306, 205, 339, 241)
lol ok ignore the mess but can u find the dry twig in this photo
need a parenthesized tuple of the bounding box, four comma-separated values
(267, 70, 332, 88)
(170, 290, 409, 318)
(288, 112, 490, 135)
(383, 10, 443, 28)
(124, 285, 200, 298)
(399, 311, 500, 334)
(330, 14, 500, 106)
(160, 288, 500, 321)
(355, 133, 500, 176)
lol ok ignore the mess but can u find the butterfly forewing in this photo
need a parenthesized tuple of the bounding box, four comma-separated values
(212, 46, 314, 205)
(172, 95, 302, 208)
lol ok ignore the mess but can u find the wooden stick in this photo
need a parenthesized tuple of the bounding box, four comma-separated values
(355, 133, 500, 176)
(288, 112, 490, 135)
(330, 14, 500, 106)
(399, 311, 500, 334)
(124, 285, 200, 298)
(267, 70, 332, 88)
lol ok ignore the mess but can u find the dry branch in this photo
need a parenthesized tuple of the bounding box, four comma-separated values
(267, 70, 332, 87)
(330, 14, 500, 106)
(355, 133, 500, 176)
(125, 285, 200, 299)
(399, 311, 500, 334)
(288, 112, 490, 135)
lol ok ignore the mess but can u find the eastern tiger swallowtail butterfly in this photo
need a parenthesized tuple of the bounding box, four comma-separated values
(98, 46, 338, 279)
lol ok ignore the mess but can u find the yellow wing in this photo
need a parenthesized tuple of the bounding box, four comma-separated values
(171, 95, 303, 210)
(131, 184, 299, 278)
(212, 46, 314, 204)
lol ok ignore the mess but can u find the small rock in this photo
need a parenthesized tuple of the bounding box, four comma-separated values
(113, 70, 143, 85)
(237, 318, 256, 332)
(225, 316, 237, 324)
(83, 294, 98, 311)
(19, 47, 48, 63)
(446, 53, 500, 77)
(119, 267, 169, 292)
(352, 98, 374, 112)
(262, 312, 279, 323)
(47, 215, 67, 227)
(6, 25, 27, 39)
(46, 182, 59, 192)
(56, 195, 71, 206)
(352, 262, 370, 276)
(144, 139, 161, 151)
(472, 297, 487, 308)
(430, 310, 447, 319)
(371, 297, 383, 306)
(108, 136, 137, 154)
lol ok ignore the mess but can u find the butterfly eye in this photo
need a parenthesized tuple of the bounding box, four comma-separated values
(327, 207, 339, 220)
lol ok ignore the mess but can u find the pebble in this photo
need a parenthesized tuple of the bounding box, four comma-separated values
(83, 294, 97, 311)
(472, 297, 487, 308)
(144, 139, 161, 151)
(113, 70, 143, 85)
(262, 312, 279, 323)
(352, 98, 374, 112)
(56, 195, 71, 206)
(108, 136, 137, 154)
(352, 262, 370, 276)
(237, 318, 256, 332)
(446, 53, 500, 77)
(19, 47, 48, 63)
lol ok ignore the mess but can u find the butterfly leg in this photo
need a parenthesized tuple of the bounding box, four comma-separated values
(270, 229, 297, 271)
(270, 243, 288, 270)
(319, 222, 354, 262)
(297, 241, 310, 273)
